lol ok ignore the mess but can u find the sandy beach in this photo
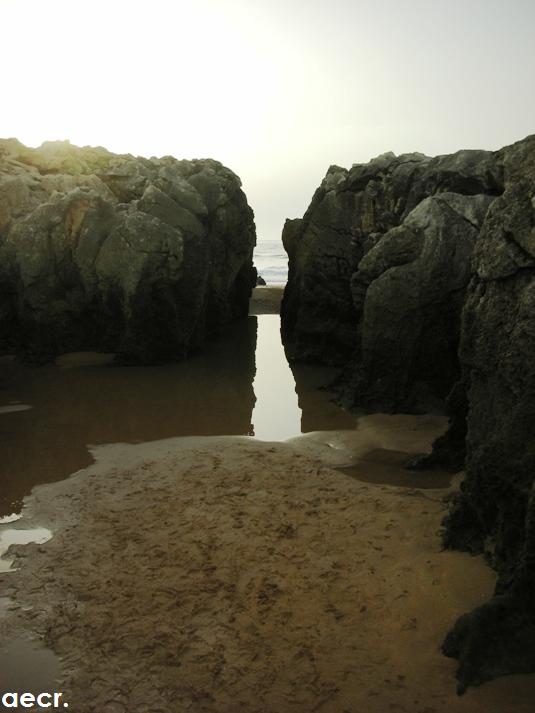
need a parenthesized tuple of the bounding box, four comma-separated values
(2, 418, 535, 712)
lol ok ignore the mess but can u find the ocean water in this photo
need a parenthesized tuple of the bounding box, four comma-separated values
(253, 240, 288, 285)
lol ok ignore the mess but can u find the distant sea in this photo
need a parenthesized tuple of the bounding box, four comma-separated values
(254, 240, 288, 285)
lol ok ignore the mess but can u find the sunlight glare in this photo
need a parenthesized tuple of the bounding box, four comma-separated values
(1, 0, 279, 161)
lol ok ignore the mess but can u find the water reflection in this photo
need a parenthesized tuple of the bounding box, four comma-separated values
(251, 315, 301, 440)
(0, 527, 52, 573)
(0, 313, 359, 517)
(251, 315, 357, 439)
(290, 362, 357, 433)
(0, 318, 257, 516)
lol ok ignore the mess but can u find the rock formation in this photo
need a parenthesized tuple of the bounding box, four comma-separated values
(281, 149, 502, 409)
(440, 135, 535, 692)
(281, 135, 535, 689)
(0, 139, 256, 363)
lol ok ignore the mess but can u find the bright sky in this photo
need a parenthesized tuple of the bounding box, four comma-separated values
(1, 0, 534, 241)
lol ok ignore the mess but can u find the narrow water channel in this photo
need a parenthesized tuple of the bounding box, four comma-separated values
(251, 314, 306, 440)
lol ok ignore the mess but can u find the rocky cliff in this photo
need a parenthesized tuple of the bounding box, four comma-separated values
(281, 135, 535, 689)
(0, 139, 256, 363)
(440, 135, 535, 692)
(281, 149, 502, 410)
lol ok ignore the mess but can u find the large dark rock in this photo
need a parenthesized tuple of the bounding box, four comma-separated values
(0, 139, 256, 363)
(281, 134, 535, 689)
(440, 134, 535, 692)
(347, 191, 493, 411)
(281, 149, 502, 409)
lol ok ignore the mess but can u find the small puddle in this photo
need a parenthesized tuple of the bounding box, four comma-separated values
(335, 448, 453, 489)
(0, 638, 61, 707)
(0, 404, 32, 415)
(0, 531, 58, 704)
(0, 528, 52, 573)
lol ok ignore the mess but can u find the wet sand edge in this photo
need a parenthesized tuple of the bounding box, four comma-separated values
(2, 430, 535, 712)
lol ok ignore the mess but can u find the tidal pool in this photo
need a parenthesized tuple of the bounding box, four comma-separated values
(0, 313, 355, 517)
(0, 527, 52, 573)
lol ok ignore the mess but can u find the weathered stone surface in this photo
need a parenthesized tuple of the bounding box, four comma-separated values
(440, 134, 535, 692)
(281, 134, 535, 689)
(0, 139, 256, 362)
(281, 165, 358, 365)
(346, 192, 493, 411)
(281, 149, 502, 405)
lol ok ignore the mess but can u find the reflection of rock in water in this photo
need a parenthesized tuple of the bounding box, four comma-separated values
(336, 448, 453, 489)
(250, 314, 301, 441)
(289, 361, 356, 433)
(0, 317, 257, 516)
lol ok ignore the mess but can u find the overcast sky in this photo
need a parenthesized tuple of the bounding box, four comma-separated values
(1, 0, 534, 241)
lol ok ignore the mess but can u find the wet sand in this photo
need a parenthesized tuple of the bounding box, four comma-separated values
(2, 423, 535, 712)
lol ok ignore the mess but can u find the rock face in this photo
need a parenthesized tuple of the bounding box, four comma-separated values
(0, 139, 256, 362)
(282, 149, 502, 409)
(281, 135, 535, 689)
(440, 135, 535, 692)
